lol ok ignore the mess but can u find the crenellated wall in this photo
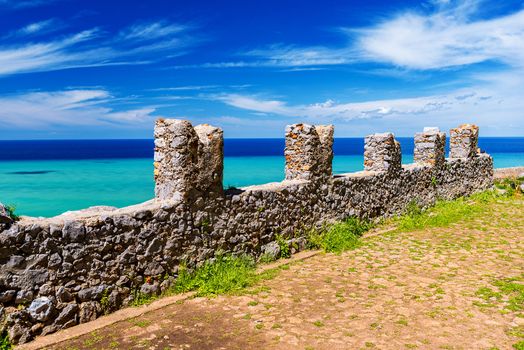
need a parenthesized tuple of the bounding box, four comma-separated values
(0, 121, 493, 344)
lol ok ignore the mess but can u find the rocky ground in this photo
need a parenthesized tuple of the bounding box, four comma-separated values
(49, 196, 523, 350)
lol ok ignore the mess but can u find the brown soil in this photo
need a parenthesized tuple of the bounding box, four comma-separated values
(50, 199, 524, 350)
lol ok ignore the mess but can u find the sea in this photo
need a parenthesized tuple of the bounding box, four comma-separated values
(0, 137, 523, 218)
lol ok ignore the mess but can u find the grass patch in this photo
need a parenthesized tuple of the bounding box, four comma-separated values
(308, 217, 373, 253)
(495, 177, 524, 197)
(173, 254, 259, 296)
(0, 331, 12, 350)
(275, 234, 291, 258)
(493, 276, 524, 312)
(129, 319, 151, 328)
(514, 341, 524, 350)
(393, 182, 521, 232)
(475, 274, 524, 312)
(313, 320, 324, 327)
(83, 331, 104, 347)
(130, 289, 156, 307)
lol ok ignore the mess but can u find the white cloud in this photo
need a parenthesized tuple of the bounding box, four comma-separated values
(355, 2, 524, 69)
(0, 20, 194, 76)
(119, 21, 187, 41)
(215, 69, 524, 136)
(11, 19, 59, 36)
(183, 0, 524, 71)
(177, 45, 353, 69)
(0, 89, 159, 128)
(218, 93, 458, 120)
(242, 45, 352, 67)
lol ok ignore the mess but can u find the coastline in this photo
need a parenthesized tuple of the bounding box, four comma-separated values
(494, 166, 524, 179)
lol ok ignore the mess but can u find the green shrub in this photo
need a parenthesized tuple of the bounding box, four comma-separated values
(3, 205, 19, 221)
(0, 331, 12, 350)
(173, 254, 257, 296)
(275, 234, 291, 258)
(130, 289, 156, 307)
(308, 218, 373, 254)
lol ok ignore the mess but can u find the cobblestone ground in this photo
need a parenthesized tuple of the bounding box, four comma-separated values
(53, 198, 524, 350)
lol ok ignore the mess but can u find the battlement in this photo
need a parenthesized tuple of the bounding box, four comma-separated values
(0, 120, 493, 344)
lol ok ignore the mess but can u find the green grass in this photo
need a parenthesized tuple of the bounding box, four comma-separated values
(275, 234, 291, 258)
(129, 319, 152, 328)
(173, 254, 258, 296)
(130, 289, 156, 307)
(475, 274, 524, 313)
(493, 276, 524, 312)
(513, 341, 524, 350)
(0, 332, 12, 350)
(495, 177, 524, 197)
(307, 217, 374, 253)
(394, 180, 521, 232)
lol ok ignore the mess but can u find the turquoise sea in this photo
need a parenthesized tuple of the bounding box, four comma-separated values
(0, 138, 523, 217)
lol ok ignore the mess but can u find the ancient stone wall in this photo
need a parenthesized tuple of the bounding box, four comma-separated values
(0, 121, 493, 344)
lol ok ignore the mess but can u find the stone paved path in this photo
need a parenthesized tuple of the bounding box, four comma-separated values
(51, 198, 524, 350)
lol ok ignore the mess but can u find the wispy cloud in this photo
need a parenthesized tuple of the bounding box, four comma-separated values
(355, 1, 524, 69)
(215, 68, 524, 135)
(241, 44, 352, 67)
(182, 0, 524, 71)
(178, 45, 352, 69)
(119, 21, 187, 41)
(217, 93, 459, 120)
(0, 20, 196, 76)
(0, 89, 159, 128)
(16, 19, 56, 35)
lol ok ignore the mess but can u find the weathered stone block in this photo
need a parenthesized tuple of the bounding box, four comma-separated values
(28, 297, 54, 322)
(449, 124, 479, 159)
(154, 119, 224, 201)
(284, 123, 334, 181)
(414, 127, 446, 167)
(194, 124, 224, 197)
(154, 119, 199, 201)
(364, 133, 401, 172)
(315, 125, 335, 178)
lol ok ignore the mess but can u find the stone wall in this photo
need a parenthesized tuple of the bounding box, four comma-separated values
(0, 121, 493, 344)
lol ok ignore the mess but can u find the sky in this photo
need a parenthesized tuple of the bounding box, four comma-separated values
(0, 0, 523, 139)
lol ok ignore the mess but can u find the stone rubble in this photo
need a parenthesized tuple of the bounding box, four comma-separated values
(0, 121, 493, 344)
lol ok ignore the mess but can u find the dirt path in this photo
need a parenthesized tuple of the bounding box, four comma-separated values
(51, 199, 524, 350)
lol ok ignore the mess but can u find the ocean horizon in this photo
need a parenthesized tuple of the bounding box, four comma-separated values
(1, 137, 523, 218)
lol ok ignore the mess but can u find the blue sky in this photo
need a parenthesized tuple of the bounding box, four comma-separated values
(0, 0, 523, 139)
